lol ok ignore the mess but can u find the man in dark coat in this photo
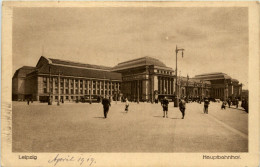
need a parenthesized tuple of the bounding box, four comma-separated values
(227, 98, 231, 108)
(204, 98, 210, 114)
(161, 96, 169, 118)
(179, 98, 186, 119)
(102, 95, 111, 118)
(236, 98, 239, 108)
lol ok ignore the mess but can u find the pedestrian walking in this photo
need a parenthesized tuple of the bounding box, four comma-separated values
(227, 98, 231, 108)
(236, 98, 239, 108)
(125, 98, 129, 112)
(102, 95, 111, 118)
(204, 98, 210, 114)
(221, 101, 226, 110)
(161, 96, 169, 118)
(27, 98, 30, 105)
(179, 98, 186, 119)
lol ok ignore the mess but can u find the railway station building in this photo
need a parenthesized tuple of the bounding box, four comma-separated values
(12, 56, 243, 102)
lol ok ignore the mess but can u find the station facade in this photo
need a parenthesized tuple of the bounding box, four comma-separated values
(12, 56, 122, 102)
(112, 56, 175, 102)
(12, 56, 243, 102)
(194, 72, 243, 100)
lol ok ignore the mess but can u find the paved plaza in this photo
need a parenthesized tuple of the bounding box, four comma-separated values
(12, 101, 248, 152)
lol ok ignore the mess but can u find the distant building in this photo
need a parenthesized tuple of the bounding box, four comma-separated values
(12, 66, 36, 101)
(194, 72, 243, 100)
(178, 76, 211, 100)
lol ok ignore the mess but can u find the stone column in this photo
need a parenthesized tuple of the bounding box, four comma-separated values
(157, 76, 161, 94)
(47, 78, 50, 94)
(137, 80, 140, 103)
(83, 80, 85, 95)
(110, 81, 113, 97)
(68, 79, 71, 100)
(95, 80, 98, 95)
(52, 77, 55, 100)
(63, 78, 65, 95)
(97, 80, 100, 95)
(78, 80, 80, 96)
(73, 79, 76, 100)
(103, 80, 106, 97)
(166, 78, 169, 94)
(163, 78, 166, 94)
(86, 80, 89, 95)
(58, 76, 61, 102)
(107, 81, 109, 96)
(169, 78, 172, 95)
(90, 80, 93, 95)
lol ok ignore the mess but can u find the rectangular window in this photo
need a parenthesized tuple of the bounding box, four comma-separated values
(44, 88, 47, 93)
(76, 90, 78, 94)
(66, 96, 69, 100)
(71, 89, 74, 94)
(43, 77, 47, 82)
(80, 80, 83, 88)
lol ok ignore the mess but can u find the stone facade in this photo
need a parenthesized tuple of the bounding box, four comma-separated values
(13, 57, 244, 102)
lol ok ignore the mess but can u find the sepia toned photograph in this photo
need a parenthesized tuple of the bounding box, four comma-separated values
(2, 1, 259, 167)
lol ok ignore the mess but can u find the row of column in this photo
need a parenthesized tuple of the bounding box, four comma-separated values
(213, 88, 225, 98)
(46, 77, 120, 96)
(158, 77, 174, 94)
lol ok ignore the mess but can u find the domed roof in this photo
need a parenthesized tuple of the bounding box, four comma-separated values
(112, 56, 171, 71)
(231, 78, 239, 83)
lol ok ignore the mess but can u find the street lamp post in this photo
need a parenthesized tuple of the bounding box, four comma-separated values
(186, 74, 189, 99)
(174, 45, 184, 107)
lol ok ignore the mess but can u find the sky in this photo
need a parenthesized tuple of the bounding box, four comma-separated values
(13, 7, 248, 89)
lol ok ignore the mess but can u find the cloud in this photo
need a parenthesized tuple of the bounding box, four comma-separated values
(12, 7, 249, 88)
